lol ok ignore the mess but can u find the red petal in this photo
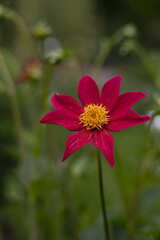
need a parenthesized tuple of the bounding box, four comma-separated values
(100, 76, 122, 111)
(62, 129, 93, 161)
(40, 110, 83, 131)
(93, 129, 115, 167)
(106, 110, 151, 132)
(78, 75, 99, 106)
(110, 92, 147, 120)
(51, 94, 83, 116)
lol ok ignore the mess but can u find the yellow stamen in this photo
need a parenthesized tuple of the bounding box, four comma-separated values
(79, 104, 109, 130)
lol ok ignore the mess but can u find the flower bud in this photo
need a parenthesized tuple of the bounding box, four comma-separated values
(122, 24, 138, 38)
(46, 50, 71, 66)
(32, 21, 52, 40)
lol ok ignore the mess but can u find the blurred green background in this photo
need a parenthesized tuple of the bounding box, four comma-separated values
(0, 0, 160, 240)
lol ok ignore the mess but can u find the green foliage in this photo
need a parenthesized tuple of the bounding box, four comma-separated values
(0, 2, 160, 240)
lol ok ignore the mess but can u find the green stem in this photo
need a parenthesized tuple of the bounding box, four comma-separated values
(91, 39, 113, 74)
(41, 66, 53, 113)
(33, 64, 54, 174)
(91, 24, 133, 76)
(28, 196, 39, 240)
(47, 126, 79, 239)
(13, 13, 35, 55)
(2, 5, 36, 57)
(128, 112, 158, 239)
(97, 148, 110, 240)
(24, 85, 38, 129)
(0, 53, 29, 181)
(132, 41, 157, 86)
(40, 39, 45, 61)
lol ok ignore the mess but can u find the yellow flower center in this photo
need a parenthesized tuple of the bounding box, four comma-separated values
(79, 104, 109, 130)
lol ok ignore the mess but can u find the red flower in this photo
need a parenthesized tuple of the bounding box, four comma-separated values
(40, 76, 151, 167)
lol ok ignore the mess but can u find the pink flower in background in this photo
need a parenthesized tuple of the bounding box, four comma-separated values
(17, 59, 42, 83)
(40, 76, 151, 167)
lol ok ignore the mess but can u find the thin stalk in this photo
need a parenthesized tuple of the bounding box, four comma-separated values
(91, 25, 133, 76)
(132, 41, 157, 85)
(34, 63, 54, 174)
(41, 66, 53, 113)
(13, 13, 35, 56)
(0, 53, 38, 240)
(0, 53, 29, 181)
(91, 39, 113, 74)
(97, 148, 110, 240)
(40, 39, 45, 61)
(23, 85, 38, 129)
(128, 112, 158, 239)
(28, 196, 39, 240)
(48, 127, 79, 239)
(40, 40, 53, 116)
(3, 6, 36, 56)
